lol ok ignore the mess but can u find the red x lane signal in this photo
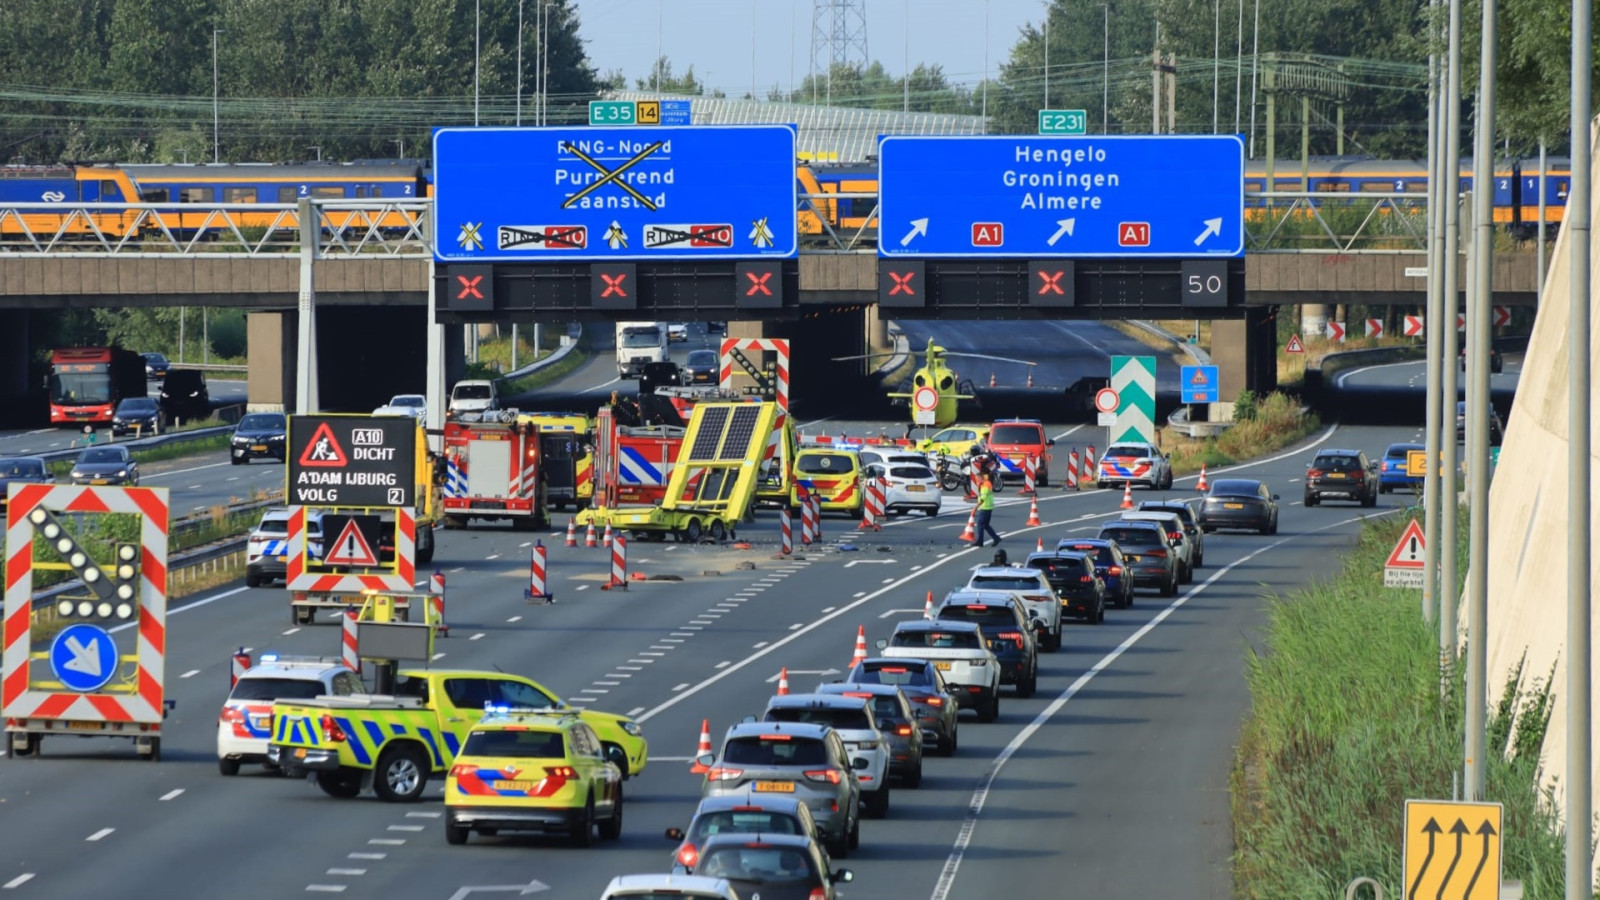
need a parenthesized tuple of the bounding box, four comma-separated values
(1027, 261, 1074, 307)
(888, 273, 916, 295)
(446, 265, 494, 310)
(455, 274, 483, 299)
(745, 271, 773, 296)
(878, 261, 924, 306)
(600, 273, 628, 298)
(590, 263, 637, 309)
(1036, 270, 1065, 295)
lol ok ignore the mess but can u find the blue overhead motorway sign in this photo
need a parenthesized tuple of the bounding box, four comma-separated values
(433, 126, 797, 262)
(877, 135, 1245, 258)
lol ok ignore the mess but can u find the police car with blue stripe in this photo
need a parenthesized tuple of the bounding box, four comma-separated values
(246, 507, 323, 588)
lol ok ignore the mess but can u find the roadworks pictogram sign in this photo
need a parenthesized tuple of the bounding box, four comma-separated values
(1384, 518, 1427, 588)
(298, 423, 349, 468)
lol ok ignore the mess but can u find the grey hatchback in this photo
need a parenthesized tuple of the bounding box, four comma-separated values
(698, 722, 862, 858)
(814, 682, 925, 788)
(667, 793, 819, 874)
(1096, 520, 1179, 596)
(694, 833, 853, 900)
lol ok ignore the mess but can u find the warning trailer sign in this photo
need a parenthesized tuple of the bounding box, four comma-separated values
(287, 416, 417, 508)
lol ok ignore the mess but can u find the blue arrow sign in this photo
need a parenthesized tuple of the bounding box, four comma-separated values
(1181, 365, 1220, 404)
(878, 135, 1245, 258)
(50, 623, 118, 693)
(433, 126, 797, 262)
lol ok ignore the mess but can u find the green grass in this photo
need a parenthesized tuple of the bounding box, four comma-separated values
(1232, 515, 1567, 899)
(48, 432, 231, 477)
(1162, 392, 1321, 475)
(500, 344, 590, 396)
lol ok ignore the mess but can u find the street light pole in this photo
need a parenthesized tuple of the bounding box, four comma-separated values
(517, 0, 524, 126)
(474, 0, 481, 126)
(212, 28, 224, 163)
(1043, 5, 1049, 109)
(1212, 0, 1220, 132)
(1102, 4, 1110, 132)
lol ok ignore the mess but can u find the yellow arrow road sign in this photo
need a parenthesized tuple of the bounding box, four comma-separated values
(1403, 799, 1501, 900)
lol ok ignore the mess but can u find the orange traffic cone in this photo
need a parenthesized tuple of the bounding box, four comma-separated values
(923, 590, 934, 618)
(1026, 370, 1034, 388)
(689, 719, 714, 773)
(777, 667, 790, 695)
(1026, 495, 1041, 527)
(1120, 482, 1134, 509)
(849, 626, 869, 670)
(585, 521, 597, 548)
(989, 372, 996, 387)
(958, 507, 978, 542)
(565, 518, 577, 548)
(1036, 537, 1044, 553)
(1196, 463, 1209, 492)
(602, 523, 614, 548)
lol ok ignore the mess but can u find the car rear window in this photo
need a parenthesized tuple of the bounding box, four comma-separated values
(856, 664, 933, 687)
(1028, 556, 1088, 579)
(1, 460, 45, 478)
(691, 810, 805, 841)
(1208, 480, 1260, 497)
(989, 425, 1043, 445)
(722, 736, 829, 766)
(453, 384, 492, 399)
(968, 575, 1044, 592)
(796, 454, 852, 475)
(1385, 446, 1418, 460)
(1059, 543, 1116, 566)
(1099, 526, 1161, 545)
(935, 605, 1016, 628)
(697, 846, 817, 884)
(889, 464, 933, 479)
(460, 729, 566, 759)
(1105, 444, 1152, 457)
(229, 677, 326, 701)
(239, 413, 285, 430)
(890, 629, 981, 650)
(1315, 455, 1360, 469)
(765, 706, 872, 731)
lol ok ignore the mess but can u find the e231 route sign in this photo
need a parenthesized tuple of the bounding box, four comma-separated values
(433, 126, 797, 262)
(877, 134, 1244, 258)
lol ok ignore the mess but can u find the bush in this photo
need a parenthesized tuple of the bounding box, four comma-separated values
(1235, 389, 1259, 421)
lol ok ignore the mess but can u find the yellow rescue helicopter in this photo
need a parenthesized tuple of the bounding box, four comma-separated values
(835, 338, 1037, 429)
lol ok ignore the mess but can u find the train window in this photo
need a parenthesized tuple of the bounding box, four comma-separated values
(1361, 182, 1402, 193)
(278, 186, 297, 203)
(140, 188, 170, 203)
(222, 187, 257, 203)
(354, 186, 367, 198)
(310, 186, 345, 198)
(99, 180, 122, 201)
(178, 187, 213, 202)
(1321, 180, 1350, 192)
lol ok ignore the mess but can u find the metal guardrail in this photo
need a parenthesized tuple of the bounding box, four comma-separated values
(36, 424, 233, 464)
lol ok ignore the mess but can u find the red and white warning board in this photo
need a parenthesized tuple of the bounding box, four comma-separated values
(3, 484, 169, 727)
(1384, 518, 1427, 588)
(1284, 334, 1305, 354)
(719, 338, 791, 466)
(287, 506, 415, 593)
(325, 519, 380, 567)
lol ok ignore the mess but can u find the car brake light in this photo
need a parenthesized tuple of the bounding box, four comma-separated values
(965, 604, 987, 610)
(879, 667, 907, 673)
(705, 766, 744, 782)
(895, 724, 913, 736)
(219, 706, 243, 724)
(842, 691, 872, 699)
(924, 696, 944, 707)
(1307, 468, 1324, 478)
(544, 765, 578, 778)
(996, 631, 1024, 648)
(1352, 471, 1364, 481)
(320, 713, 346, 743)
(804, 768, 843, 785)
(1081, 575, 1094, 583)
(881, 478, 895, 487)
(677, 843, 699, 869)
(1144, 549, 1167, 558)
(1108, 566, 1122, 575)
(1168, 531, 1183, 542)
(449, 764, 477, 778)
(809, 888, 828, 900)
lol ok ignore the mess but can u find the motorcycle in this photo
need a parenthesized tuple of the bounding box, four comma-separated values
(934, 448, 1004, 493)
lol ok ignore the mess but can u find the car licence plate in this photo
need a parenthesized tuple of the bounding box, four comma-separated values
(1224, 503, 1244, 510)
(91, 479, 109, 485)
(754, 781, 795, 793)
(906, 484, 925, 492)
(494, 780, 539, 791)
(1328, 473, 1346, 479)
(934, 661, 952, 670)
(251, 444, 268, 451)
(295, 747, 307, 759)
(67, 720, 100, 731)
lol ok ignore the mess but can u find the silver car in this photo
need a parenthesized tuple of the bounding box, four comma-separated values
(814, 682, 924, 787)
(70, 445, 138, 485)
(1118, 511, 1196, 584)
(697, 721, 862, 858)
(763, 693, 892, 819)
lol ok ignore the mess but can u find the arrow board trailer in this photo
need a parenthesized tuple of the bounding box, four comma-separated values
(3, 484, 172, 761)
(877, 134, 1245, 258)
(442, 412, 549, 530)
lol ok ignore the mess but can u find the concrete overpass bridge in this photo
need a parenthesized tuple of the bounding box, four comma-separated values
(0, 195, 1545, 418)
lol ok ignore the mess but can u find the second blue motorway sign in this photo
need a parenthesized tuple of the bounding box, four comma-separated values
(878, 134, 1244, 258)
(433, 126, 797, 262)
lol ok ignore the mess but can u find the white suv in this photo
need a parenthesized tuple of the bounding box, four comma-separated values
(961, 566, 1063, 651)
(763, 693, 893, 819)
(217, 654, 360, 775)
(245, 508, 322, 588)
(877, 620, 1002, 723)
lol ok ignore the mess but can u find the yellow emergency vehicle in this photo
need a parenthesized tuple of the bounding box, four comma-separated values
(790, 446, 864, 515)
(916, 425, 990, 459)
(445, 708, 624, 846)
(268, 669, 647, 802)
(516, 411, 594, 510)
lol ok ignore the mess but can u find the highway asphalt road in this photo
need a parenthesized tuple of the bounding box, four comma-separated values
(1327, 352, 1522, 430)
(0, 379, 248, 459)
(0, 418, 1418, 900)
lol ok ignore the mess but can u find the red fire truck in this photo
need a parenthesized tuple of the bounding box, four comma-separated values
(584, 406, 685, 517)
(441, 411, 548, 529)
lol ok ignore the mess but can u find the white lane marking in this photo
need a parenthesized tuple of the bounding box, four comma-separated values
(926, 506, 1393, 900)
(519, 542, 533, 548)
(186, 483, 202, 490)
(431, 652, 446, 661)
(1051, 424, 1086, 441)
(602, 674, 630, 680)
(717, 602, 741, 608)
(641, 651, 666, 657)
(715, 661, 731, 669)
(670, 631, 696, 636)
(486, 554, 501, 560)
(387, 824, 424, 832)
(470, 633, 485, 641)
(628, 659, 653, 664)
(681, 625, 704, 631)
(882, 577, 896, 584)
(368, 839, 405, 846)
(853, 592, 866, 598)
(282, 627, 300, 635)
(577, 585, 590, 592)
(347, 853, 386, 860)
(305, 887, 346, 894)
(753, 641, 769, 648)
(110, 586, 249, 634)
(406, 811, 441, 818)
(566, 697, 594, 704)
(880, 608, 924, 618)
(628, 706, 646, 716)
(3, 874, 35, 890)
(661, 638, 685, 644)
(142, 460, 232, 480)
(159, 789, 184, 801)
(821, 606, 836, 613)
(650, 644, 674, 650)
(580, 688, 610, 694)
(180, 669, 200, 679)
(788, 623, 804, 631)
(618, 665, 643, 671)
(327, 869, 366, 876)
(507, 615, 523, 623)
(673, 683, 690, 691)
(651, 755, 694, 762)
(86, 829, 114, 842)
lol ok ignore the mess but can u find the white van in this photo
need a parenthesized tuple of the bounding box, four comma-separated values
(448, 379, 499, 414)
(616, 321, 668, 379)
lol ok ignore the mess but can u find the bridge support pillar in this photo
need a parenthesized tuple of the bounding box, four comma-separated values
(246, 312, 294, 413)
(1300, 303, 1329, 341)
(770, 306, 871, 417)
(1211, 307, 1279, 406)
(0, 309, 34, 427)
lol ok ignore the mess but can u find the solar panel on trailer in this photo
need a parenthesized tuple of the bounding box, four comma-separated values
(717, 406, 763, 460)
(689, 406, 731, 459)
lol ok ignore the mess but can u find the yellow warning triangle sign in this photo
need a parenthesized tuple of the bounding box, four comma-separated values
(1385, 518, 1426, 569)
(1285, 334, 1305, 354)
(326, 519, 379, 567)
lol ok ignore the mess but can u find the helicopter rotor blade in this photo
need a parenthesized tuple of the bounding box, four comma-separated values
(831, 352, 899, 362)
(938, 351, 1039, 366)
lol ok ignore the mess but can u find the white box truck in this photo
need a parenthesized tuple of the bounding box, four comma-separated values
(616, 321, 669, 379)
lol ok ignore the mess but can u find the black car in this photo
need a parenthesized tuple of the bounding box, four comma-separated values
(1304, 449, 1378, 507)
(1136, 500, 1206, 566)
(1459, 345, 1505, 374)
(0, 456, 52, 510)
(694, 833, 853, 900)
(681, 349, 718, 385)
(230, 412, 288, 464)
(141, 352, 170, 381)
(933, 591, 1040, 697)
(70, 445, 139, 485)
(842, 658, 960, 756)
(110, 396, 162, 436)
(1064, 376, 1110, 415)
(1095, 520, 1180, 596)
(1455, 401, 1505, 445)
(1056, 538, 1135, 609)
(159, 369, 210, 423)
(1024, 551, 1106, 623)
(1197, 478, 1280, 534)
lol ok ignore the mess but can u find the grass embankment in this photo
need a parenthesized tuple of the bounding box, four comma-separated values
(465, 331, 591, 396)
(1161, 392, 1321, 476)
(47, 431, 232, 478)
(1232, 516, 1566, 899)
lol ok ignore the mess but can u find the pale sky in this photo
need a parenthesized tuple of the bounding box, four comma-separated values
(572, 0, 1045, 98)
